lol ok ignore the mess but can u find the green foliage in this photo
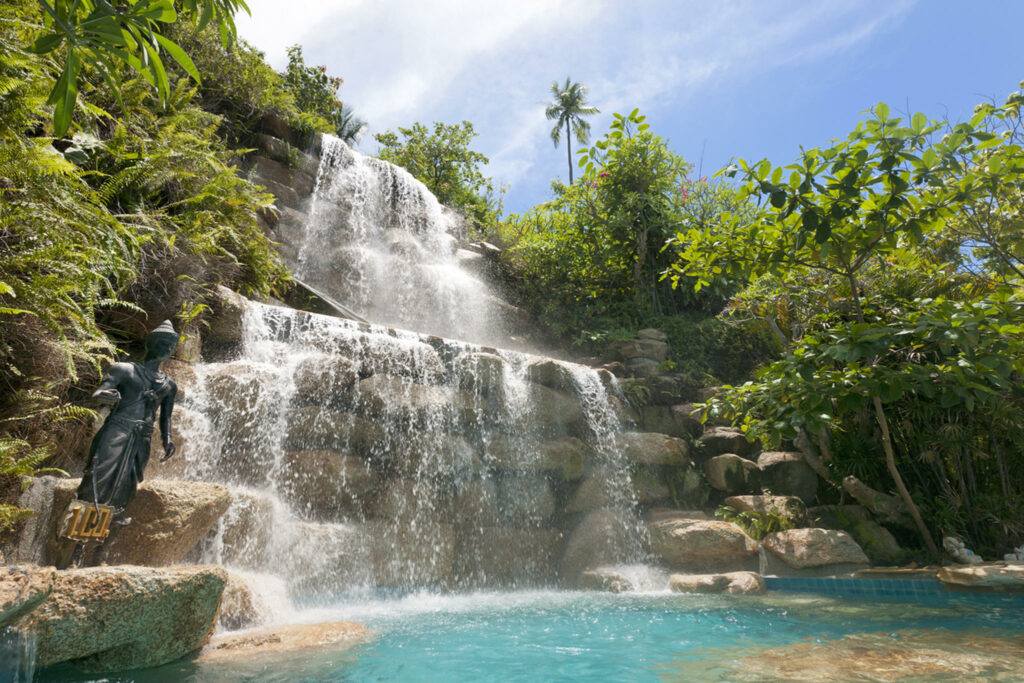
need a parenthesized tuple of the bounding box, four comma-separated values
(283, 45, 364, 144)
(375, 120, 497, 229)
(715, 504, 795, 541)
(0, 1, 288, 478)
(545, 77, 599, 184)
(499, 110, 751, 353)
(686, 93, 1024, 555)
(27, 0, 249, 135)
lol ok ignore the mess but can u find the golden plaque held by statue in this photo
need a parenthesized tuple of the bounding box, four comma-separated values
(59, 500, 115, 542)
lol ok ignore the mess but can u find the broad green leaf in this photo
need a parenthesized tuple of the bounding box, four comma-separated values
(875, 102, 890, 121)
(28, 33, 63, 54)
(153, 33, 200, 83)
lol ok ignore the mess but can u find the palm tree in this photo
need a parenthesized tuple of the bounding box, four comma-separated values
(545, 78, 599, 184)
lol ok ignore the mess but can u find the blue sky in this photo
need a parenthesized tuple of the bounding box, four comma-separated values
(236, 0, 1024, 216)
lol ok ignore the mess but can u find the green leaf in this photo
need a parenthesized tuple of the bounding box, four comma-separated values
(875, 102, 890, 121)
(911, 112, 926, 133)
(153, 33, 201, 83)
(28, 33, 63, 54)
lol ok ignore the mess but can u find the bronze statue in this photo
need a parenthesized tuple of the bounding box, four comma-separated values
(77, 320, 179, 513)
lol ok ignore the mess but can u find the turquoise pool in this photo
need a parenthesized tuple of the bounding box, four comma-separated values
(41, 589, 1024, 681)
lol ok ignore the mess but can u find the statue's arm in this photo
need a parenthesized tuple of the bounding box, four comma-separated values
(159, 380, 177, 461)
(92, 363, 130, 405)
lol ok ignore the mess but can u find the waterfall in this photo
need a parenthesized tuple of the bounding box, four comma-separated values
(294, 135, 511, 347)
(172, 137, 647, 619)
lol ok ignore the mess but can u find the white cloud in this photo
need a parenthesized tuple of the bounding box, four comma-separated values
(236, 0, 916, 210)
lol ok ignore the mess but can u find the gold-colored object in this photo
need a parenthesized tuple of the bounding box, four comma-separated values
(59, 500, 114, 542)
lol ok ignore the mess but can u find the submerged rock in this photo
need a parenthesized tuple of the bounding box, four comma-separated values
(22, 565, 226, 671)
(197, 622, 370, 664)
(668, 571, 765, 594)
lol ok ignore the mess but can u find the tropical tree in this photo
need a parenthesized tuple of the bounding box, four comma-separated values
(545, 77, 599, 184)
(375, 120, 496, 228)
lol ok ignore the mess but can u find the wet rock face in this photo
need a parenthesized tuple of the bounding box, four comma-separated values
(579, 568, 633, 593)
(559, 508, 637, 585)
(21, 565, 226, 671)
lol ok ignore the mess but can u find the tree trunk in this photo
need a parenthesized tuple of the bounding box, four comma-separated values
(872, 396, 940, 557)
(566, 121, 573, 184)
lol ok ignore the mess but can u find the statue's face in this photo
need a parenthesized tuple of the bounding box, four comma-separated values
(147, 336, 178, 361)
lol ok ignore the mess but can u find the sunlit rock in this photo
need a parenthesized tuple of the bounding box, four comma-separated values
(22, 565, 226, 671)
(198, 622, 370, 665)
(579, 568, 633, 593)
(669, 571, 765, 594)
(484, 435, 587, 480)
(292, 353, 359, 409)
(648, 519, 759, 572)
(762, 528, 869, 570)
(616, 431, 690, 467)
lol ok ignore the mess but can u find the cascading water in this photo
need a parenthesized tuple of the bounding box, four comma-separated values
(294, 135, 512, 347)
(172, 136, 650, 623)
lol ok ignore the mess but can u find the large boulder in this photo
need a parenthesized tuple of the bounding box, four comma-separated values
(609, 337, 669, 363)
(522, 384, 584, 437)
(762, 528, 870, 570)
(207, 286, 247, 344)
(21, 565, 226, 671)
(279, 450, 379, 520)
(617, 432, 691, 467)
(356, 375, 474, 430)
(0, 565, 55, 629)
(453, 527, 564, 587)
(524, 358, 579, 393)
(103, 480, 233, 566)
(757, 451, 818, 503)
(564, 467, 657, 513)
(451, 479, 500, 528)
(696, 427, 760, 459)
(724, 495, 806, 527)
(484, 435, 587, 480)
(380, 432, 481, 481)
(809, 504, 904, 565)
(15, 478, 230, 567)
(559, 508, 639, 585)
(669, 571, 765, 595)
(704, 454, 760, 493)
(636, 404, 703, 439)
(281, 521, 370, 594)
(648, 519, 759, 572)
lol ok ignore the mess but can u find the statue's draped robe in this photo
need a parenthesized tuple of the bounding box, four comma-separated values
(77, 363, 176, 511)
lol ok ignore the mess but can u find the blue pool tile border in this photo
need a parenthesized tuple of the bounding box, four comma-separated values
(764, 576, 947, 598)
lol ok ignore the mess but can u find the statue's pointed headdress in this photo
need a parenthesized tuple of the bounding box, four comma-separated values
(147, 319, 179, 345)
